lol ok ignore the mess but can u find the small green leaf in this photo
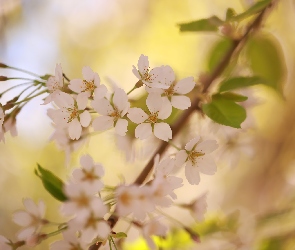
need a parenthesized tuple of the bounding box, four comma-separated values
(178, 16, 223, 32)
(219, 76, 267, 92)
(35, 164, 67, 202)
(112, 232, 127, 239)
(40, 74, 51, 80)
(202, 94, 246, 128)
(220, 92, 248, 102)
(226, 8, 236, 21)
(230, 0, 271, 21)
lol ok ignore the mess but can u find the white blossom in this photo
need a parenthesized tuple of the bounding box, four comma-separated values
(142, 219, 167, 250)
(92, 88, 130, 136)
(0, 235, 12, 250)
(175, 136, 218, 185)
(127, 93, 172, 141)
(12, 198, 46, 240)
(43, 64, 64, 105)
(50, 229, 87, 250)
(72, 154, 104, 190)
(69, 66, 107, 102)
(132, 54, 172, 89)
(0, 113, 18, 143)
(49, 92, 91, 140)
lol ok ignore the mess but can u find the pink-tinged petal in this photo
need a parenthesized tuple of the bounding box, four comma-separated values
(174, 77, 195, 94)
(69, 79, 83, 93)
(121, 102, 130, 117)
(42, 94, 52, 105)
(171, 95, 191, 110)
(54, 92, 74, 109)
(195, 140, 218, 154)
(144, 236, 156, 250)
(68, 119, 82, 140)
(185, 136, 201, 151)
(162, 65, 175, 86)
(154, 123, 172, 141)
(91, 98, 114, 115)
(96, 221, 111, 240)
(146, 93, 162, 113)
(113, 88, 128, 112)
(185, 161, 200, 185)
(72, 169, 84, 181)
(80, 154, 94, 168)
(158, 96, 172, 119)
(115, 118, 128, 136)
(94, 85, 107, 100)
(127, 108, 148, 123)
(92, 116, 114, 131)
(132, 65, 141, 79)
(13, 211, 32, 226)
(145, 86, 163, 94)
(23, 198, 38, 216)
(138, 54, 149, 74)
(197, 156, 217, 175)
(55, 63, 63, 85)
(135, 123, 152, 140)
(38, 200, 46, 218)
(17, 226, 35, 240)
(79, 111, 91, 127)
(77, 93, 89, 110)
(175, 150, 188, 168)
(82, 66, 94, 81)
(93, 73, 101, 87)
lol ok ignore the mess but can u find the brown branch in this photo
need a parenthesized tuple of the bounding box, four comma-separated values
(89, 1, 277, 249)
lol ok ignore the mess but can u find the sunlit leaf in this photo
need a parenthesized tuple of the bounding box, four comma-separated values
(40, 74, 51, 80)
(219, 92, 248, 102)
(202, 94, 246, 128)
(226, 8, 236, 21)
(112, 232, 127, 239)
(35, 164, 67, 202)
(219, 76, 268, 92)
(178, 16, 223, 32)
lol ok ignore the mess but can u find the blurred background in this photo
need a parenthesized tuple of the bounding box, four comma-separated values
(0, 0, 295, 249)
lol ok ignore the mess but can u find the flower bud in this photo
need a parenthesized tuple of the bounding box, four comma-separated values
(0, 76, 8, 81)
(0, 63, 8, 68)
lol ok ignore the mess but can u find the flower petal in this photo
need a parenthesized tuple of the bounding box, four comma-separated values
(115, 118, 128, 136)
(171, 95, 191, 110)
(197, 156, 217, 175)
(174, 77, 195, 94)
(154, 123, 172, 141)
(80, 111, 91, 127)
(13, 211, 32, 226)
(92, 116, 114, 131)
(146, 93, 162, 113)
(127, 108, 148, 124)
(158, 97, 172, 119)
(135, 123, 152, 140)
(138, 54, 149, 74)
(69, 79, 83, 93)
(82, 66, 94, 81)
(185, 161, 200, 185)
(77, 93, 89, 110)
(113, 88, 128, 112)
(195, 140, 218, 154)
(185, 136, 200, 151)
(91, 98, 114, 115)
(68, 119, 82, 140)
(175, 150, 188, 168)
(80, 154, 94, 168)
(94, 85, 107, 99)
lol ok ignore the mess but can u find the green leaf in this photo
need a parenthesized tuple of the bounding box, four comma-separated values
(245, 34, 286, 93)
(112, 232, 127, 239)
(226, 8, 236, 21)
(219, 92, 248, 102)
(202, 94, 246, 128)
(40, 74, 51, 80)
(178, 16, 223, 32)
(230, 0, 271, 21)
(207, 38, 234, 72)
(35, 164, 67, 202)
(219, 76, 268, 92)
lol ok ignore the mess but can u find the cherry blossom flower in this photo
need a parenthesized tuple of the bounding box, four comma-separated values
(142, 219, 168, 250)
(50, 229, 87, 250)
(12, 198, 47, 240)
(147, 74, 196, 110)
(0, 113, 18, 143)
(92, 88, 130, 136)
(43, 64, 64, 105)
(69, 66, 107, 101)
(0, 235, 12, 250)
(175, 136, 218, 185)
(72, 154, 104, 190)
(179, 193, 207, 221)
(48, 92, 91, 140)
(132, 54, 172, 89)
(127, 93, 172, 141)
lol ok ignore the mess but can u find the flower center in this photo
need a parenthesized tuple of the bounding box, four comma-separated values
(83, 80, 96, 92)
(73, 193, 90, 208)
(147, 112, 158, 123)
(109, 107, 120, 121)
(85, 214, 98, 229)
(67, 107, 79, 123)
(188, 151, 205, 164)
(81, 168, 99, 182)
(164, 84, 175, 97)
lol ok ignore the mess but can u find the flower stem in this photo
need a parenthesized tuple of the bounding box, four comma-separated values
(8, 66, 41, 78)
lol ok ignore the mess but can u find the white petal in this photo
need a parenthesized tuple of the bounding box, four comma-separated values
(146, 93, 162, 113)
(38, 200, 46, 218)
(132, 65, 141, 79)
(113, 88, 128, 112)
(115, 118, 128, 136)
(174, 77, 195, 94)
(91, 98, 114, 115)
(79, 111, 91, 127)
(17, 226, 35, 240)
(68, 119, 82, 140)
(23, 198, 38, 216)
(93, 73, 101, 87)
(185, 136, 200, 151)
(92, 116, 114, 131)
(80, 154, 94, 168)
(96, 221, 111, 240)
(127, 108, 148, 123)
(94, 85, 107, 99)
(154, 123, 172, 141)
(158, 97, 172, 119)
(195, 140, 218, 154)
(77, 93, 89, 110)
(55, 63, 63, 85)
(185, 161, 200, 185)
(138, 54, 149, 74)
(175, 150, 188, 168)
(198, 156, 217, 175)
(82, 66, 94, 81)
(13, 211, 32, 226)
(69, 79, 83, 93)
(171, 95, 191, 110)
(162, 65, 175, 86)
(54, 92, 73, 109)
(135, 123, 152, 140)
